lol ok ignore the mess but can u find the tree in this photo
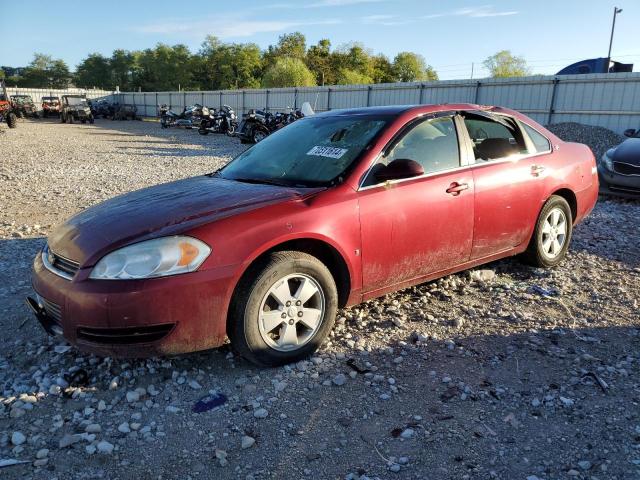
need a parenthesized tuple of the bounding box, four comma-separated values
(199, 36, 262, 90)
(0, 69, 4, 80)
(483, 50, 531, 78)
(392, 52, 438, 82)
(110, 49, 137, 91)
(371, 54, 395, 83)
(19, 53, 71, 88)
(136, 43, 200, 91)
(262, 58, 316, 88)
(336, 68, 373, 85)
(306, 39, 332, 85)
(331, 43, 374, 82)
(75, 53, 112, 89)
(264, 32, 307, 67)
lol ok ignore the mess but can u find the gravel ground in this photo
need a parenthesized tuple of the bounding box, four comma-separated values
(1, 119, 639, 480)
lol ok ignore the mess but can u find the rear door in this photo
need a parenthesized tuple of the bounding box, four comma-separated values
(358, 114, 475, 293)
(460, 112, 548, 259)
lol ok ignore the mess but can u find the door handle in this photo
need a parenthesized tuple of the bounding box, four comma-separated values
(531, 164, 545, 177)
(446, 182, 469, 196)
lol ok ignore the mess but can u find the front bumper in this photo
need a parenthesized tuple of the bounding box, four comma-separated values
(597, 162, 640, 198)
(30, 251, 237, 357)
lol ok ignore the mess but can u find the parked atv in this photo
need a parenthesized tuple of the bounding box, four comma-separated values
(0, 81, 17, 129)
(112, 104, 138, 120)
(60, 95, 94, 124)
(11, 94, 41, 118)
(41, 96, 61, 118)
(198, 105, 237, 136)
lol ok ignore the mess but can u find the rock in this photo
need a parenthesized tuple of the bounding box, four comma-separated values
(85, 423, 102, 433)
(215, 449, 228, 467)
(126, 391, 140, 403)
(97, 440, 114, 454)
(97, 400, 107, 411)
(332, 374, 347, 386)
(118, 422, 131, 434)
(577, 460, 592, 470)
(59, 434, 82, 449)
(559, 396, 575, 407)
(400, 428, 415, 439)
(241, 435, 256, 449)
(389, 463, 401, 472)
(35, 449, 49, 459)
(253, 408, 268, 419)
(11, 431, 26, 445)
(469, 269, 496, 282)
(188, 380, 202, 390)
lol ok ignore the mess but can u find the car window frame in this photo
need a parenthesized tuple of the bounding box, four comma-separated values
(518, 120, 553, 155)
(457, 111, 553, 168)
(358, 111, 475, 191)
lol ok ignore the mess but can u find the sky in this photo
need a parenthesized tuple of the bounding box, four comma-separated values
(2, 0, 639, 79)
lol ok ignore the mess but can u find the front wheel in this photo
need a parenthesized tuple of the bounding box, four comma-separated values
(198, 127, 209, 135)
(252, 128, 268, 144)
(7, 112, 17, 128)
(228, 251, 338, 367)
(522, 195, 573, 268)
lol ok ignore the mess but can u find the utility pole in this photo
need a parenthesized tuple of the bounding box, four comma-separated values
(607, 7, 623, 71)
(470, 63, 474, 80)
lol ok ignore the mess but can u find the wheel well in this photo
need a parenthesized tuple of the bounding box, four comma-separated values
(551, 188, 577, 222)
(239, 239, 352, 308)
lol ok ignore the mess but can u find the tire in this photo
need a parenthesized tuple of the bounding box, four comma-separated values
(252, 128, 268, 144)
(226, 124, 236, 136)
(228, 251, 338, 367)
(68, 114, 74, 124)
(89, 115, 94, 124)
(7, 113, 17, 128)
(198, 127, 209, 135)
(60, 112, 66, 123)
(522, 195, 573, 268)
(81, 119, 86, 124)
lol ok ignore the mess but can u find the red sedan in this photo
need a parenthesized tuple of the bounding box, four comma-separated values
(29, 104, 598, 366)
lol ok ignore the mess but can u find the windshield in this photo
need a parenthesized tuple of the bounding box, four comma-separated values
(12, 96, 31, 104)
(66, 97, 87, 106)
(220, 115, 389, 186)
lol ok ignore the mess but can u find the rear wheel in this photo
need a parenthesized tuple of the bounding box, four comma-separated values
(252, 128, 268, 143)
(228, 251, 338, 367)
(89, 115, 94, 124)
(68, 114, 74, 124)
(7, 113, 17, 128)
(522, 195, 573, 268)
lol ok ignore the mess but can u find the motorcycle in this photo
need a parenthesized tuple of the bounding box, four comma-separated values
(160, 104, 207, 129)
(235, 102, 314, 144)
(198, 105, 237, 136)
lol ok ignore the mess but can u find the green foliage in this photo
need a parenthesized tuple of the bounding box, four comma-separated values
(10, 32, 440, 90)
(483, 50, 531, 78)
(0, 69, 4, 80)
(392, 52, 437, 82)
(262, 58, 316, 88)
(15, 53, 71, 88)
(75, 53, 111, 89)
(336, 68, 373, 85)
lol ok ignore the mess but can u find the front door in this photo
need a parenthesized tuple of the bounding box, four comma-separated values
(358, 115, 475, 293)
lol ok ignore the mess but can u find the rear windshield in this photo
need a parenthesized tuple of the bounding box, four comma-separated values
(220, 115, 389, 187)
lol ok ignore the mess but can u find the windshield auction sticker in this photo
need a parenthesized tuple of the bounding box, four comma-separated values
(306, 146, 348, 159)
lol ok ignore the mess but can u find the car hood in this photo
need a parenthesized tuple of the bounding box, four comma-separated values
(610, 138, 640, 165)
(47, 175, 321, 266)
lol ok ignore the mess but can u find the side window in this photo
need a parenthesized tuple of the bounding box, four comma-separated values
(464, 116, 528, 161)
(386, 116, 459, 172)
(522, 123, 551, 153)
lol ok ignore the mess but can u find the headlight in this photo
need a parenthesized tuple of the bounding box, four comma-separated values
(89, 236, 211, 280)
(601, 152, 614, 172)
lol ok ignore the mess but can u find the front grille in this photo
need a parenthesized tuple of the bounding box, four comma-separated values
(77, 323, 175, 345)
(36, 294, 63, 324)
(613, 162, 640, 176)
(43, 246, 80, 280)
(51, 253, 79, 277)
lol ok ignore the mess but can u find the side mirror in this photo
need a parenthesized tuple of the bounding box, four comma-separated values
(375, 159, 424, 182)
(623, 128, 637, 138)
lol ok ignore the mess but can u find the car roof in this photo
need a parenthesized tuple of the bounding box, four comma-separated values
(314, 104, 499, 118)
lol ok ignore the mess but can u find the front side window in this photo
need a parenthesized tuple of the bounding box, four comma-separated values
(464, 115, 528, 161)
(363, 116, 460, 187)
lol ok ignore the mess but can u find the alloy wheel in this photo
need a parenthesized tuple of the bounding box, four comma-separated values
(541, 207, 567, 259)
(257, 274, 325, 352)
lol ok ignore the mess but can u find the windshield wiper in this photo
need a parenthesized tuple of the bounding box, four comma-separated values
(231, 177, 291, 187)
